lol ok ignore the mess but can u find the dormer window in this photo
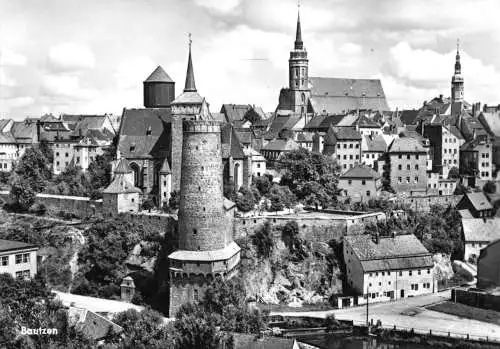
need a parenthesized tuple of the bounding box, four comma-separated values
(146, 126, 152, 135)
(130, 144, 136, 152)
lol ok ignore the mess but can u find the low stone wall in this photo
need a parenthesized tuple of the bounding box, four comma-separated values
(234, 212, 386, 243)
(451, 288, 500, 312)
(36, 193, 103, 218)
(394, 194, 462, 213)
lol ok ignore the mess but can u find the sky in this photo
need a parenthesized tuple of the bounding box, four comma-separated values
(1, 0, 500, 119)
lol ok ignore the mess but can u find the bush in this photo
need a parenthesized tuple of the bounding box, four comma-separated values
(483, 181, 497, 194)
(253, 176, 271, 196)
(448, 166, 460, 179)
(168, 190, 180, 211)
(142, 199, 155, 211)
(235, 187, 255, 212)
(29, 203, 46, 215)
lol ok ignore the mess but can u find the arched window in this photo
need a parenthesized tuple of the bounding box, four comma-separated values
(130, 162, 141, 187)
(301, 92, 306, 103)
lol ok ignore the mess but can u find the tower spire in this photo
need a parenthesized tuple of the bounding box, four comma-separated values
(295, 1, 303, 50)
(184, 33, 197, 92)
(455, 38, 461, 75)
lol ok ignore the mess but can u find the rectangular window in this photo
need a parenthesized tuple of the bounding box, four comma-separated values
(355, 155, 359, 160)
(348, 180, 352, 185)
(361, 180, 366, 185)
(343, 144, 347, 149)
(337, 144, 341, 149)
(15, 271, 23, 279)
(350, 155, 353, 160)
(15, 254, 22, 264)
(343, 155, 347, 160)
(406, 177, 410, 183)
(398, 155, 402, 159)
(399, 271, 402, 276)
(407, 155, 410, 160)
(418, 270, 421, 275)
(409, 270, 412, 276)
(398, 164, 402, 170)
(415, 165, 419, 170)
(349, 144, 353, 148)
(398, 177, 402, 183)
(1, 256, 8, 266)
(415, 176, 418, 183)
(427, 269, 430, 274)
(407, 164, 410, 170)
(416, 155, 419, 160)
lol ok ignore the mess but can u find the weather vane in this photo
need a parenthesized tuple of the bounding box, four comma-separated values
(457, 38, 460, 51)
(188, 33, 192, 48)
(298, 0, 301, 9)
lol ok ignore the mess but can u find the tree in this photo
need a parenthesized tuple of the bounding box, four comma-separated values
(12, 146, 52, 192)
(142, 199, 155, 211)
(113, 308, 174, 349)
(281, 221, 306, 261)
(235, 186, 255, 212)
(298, 181, 331, 209)
(87, 147, 115, 197)
(9, 176, 36, 211)
(252, 175, 271, 196)
(454, 183, 470, 195)
(173, 303, 230, 349)
(483, 181, 497, 194)
(277, 148, 340, 204)
(252, 221, 274, 258)
(448, 166, 460, 180)
(267, 185, 296, 212)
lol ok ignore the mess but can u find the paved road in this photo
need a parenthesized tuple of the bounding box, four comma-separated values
(271, 291, 500, 342)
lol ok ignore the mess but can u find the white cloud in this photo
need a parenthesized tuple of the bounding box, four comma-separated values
(194, 0, 241, 14)
(47, 42, 95, 72)
(41, 74, 97, 100)
(0, 96, 35, 114)
(0, 68, 16, 86)
(0, 48, 27, 66)
(339, 42, 362, 56)
(115, 56, 157, 90)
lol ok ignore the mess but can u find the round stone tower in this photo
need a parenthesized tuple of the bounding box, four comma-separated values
(168, 38, 240, 318)
(143, 65, 175, 108)
(178, 120, 233, 251)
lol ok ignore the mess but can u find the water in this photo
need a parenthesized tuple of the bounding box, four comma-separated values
(301, 335, 435, 349)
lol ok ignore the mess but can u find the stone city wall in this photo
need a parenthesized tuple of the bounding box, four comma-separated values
(452, 288, 500, 312)
(394, 194, 462, 212)
(234, 211, 386, 243)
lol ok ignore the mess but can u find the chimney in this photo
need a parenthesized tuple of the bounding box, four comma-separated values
(439, 94, 443, 101)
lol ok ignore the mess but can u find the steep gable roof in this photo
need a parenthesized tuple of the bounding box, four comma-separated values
(388, 136, 426, 153)
(399, 110, 419, 125)
(462, 192, 493, 211)
(362, 134, 387, 152)
(103, 174, 142, 194)
(262, 138, 299, 152)
(221, 104, 252, 123)
(462, 218, 500, 243)
(221, 124, 246, 159)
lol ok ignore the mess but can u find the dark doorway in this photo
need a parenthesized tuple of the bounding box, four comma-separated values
(400, 289, 405, 298)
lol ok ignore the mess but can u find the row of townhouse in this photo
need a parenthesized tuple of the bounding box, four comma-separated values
(0, 114, 115, 175)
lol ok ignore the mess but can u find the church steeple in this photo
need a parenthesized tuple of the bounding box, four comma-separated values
(451, 38, 464, 104)
(295, 9, 303, 50)
(184, 33, 197, 92)
(454, 39, 462, 75)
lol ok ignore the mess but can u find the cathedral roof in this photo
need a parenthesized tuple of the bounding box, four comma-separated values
(144, 65, 174, 83)
(117, 108, 172, 159)
(309, 77, 390, 114)
(263, 113, 302, 140)
(221, 124, 246, 159)
(303, 114, 344, 131)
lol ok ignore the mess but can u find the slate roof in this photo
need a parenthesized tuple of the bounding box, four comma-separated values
(478, 111, 500, 137)
(335, 113, 359, 127)
(169, 241, 241, 261)
(263, 113, 302, 140)
(399, 110, 419, 125)
(308, 77, 390, 114)
(261, 138, 299, 152)
(0, 132, 16, 144)
(447, 125, 464, 140)
(340, 165, 381, 179)
(234, 128, 255, 145)
(303, 114, 344, 131)
(388, 137, 426, 153)
(357, 114, 380, 128)
(144, 65, 174, 83)
(345, 234, 433, 272)
(0, 239, 38, 253)
(232, 333, 297, 349)
(11, 121, 37, 143)
(68, 307, 123, 340)
(117, 108, 172, 159)
(102, 174, 141, 194)
(221, 124, 246, 159)
(362, 134, 386, 152)
(221, 104, 252, 122)
(332, 127, 362, 141)
(462, 218, 500, 243)
(462, 192, 493, 211)
(0, 119, 12, 132)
